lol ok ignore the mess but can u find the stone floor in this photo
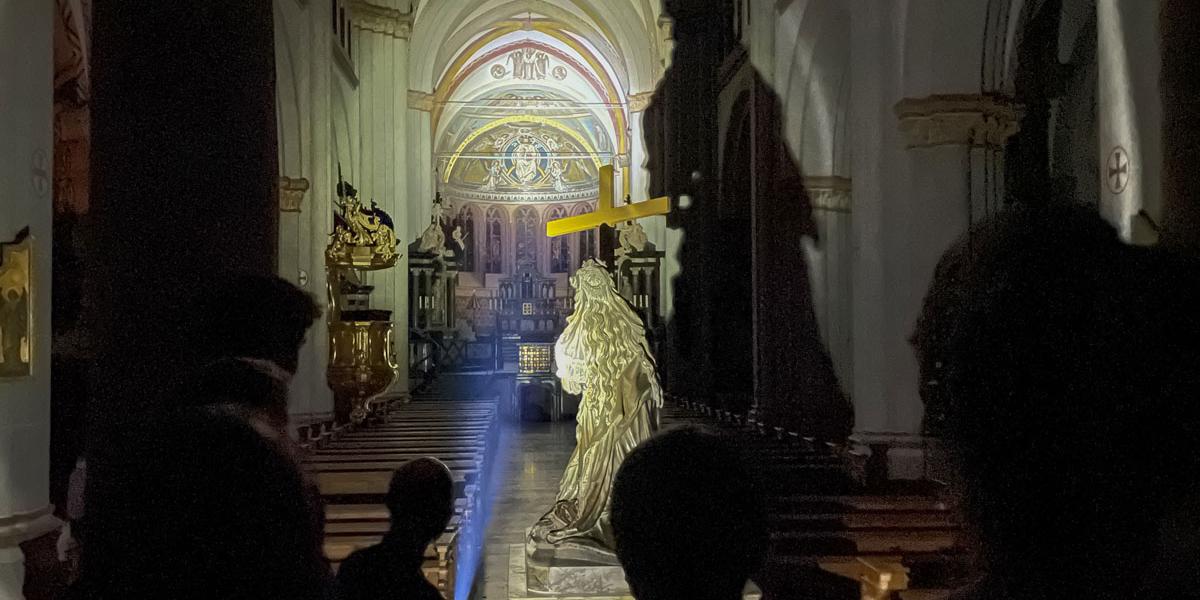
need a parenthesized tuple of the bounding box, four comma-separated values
(472, 420, 577, 600)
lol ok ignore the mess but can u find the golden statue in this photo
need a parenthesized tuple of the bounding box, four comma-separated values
(326, 173, 399, 269)
(528, 259, 663, 556)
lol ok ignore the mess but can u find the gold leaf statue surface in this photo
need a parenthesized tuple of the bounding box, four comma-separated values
(528, 259, 663, 554)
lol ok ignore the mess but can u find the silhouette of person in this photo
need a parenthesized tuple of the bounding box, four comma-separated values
(190, 272, 322, 375)
(916, 202, 1200, 600)
(335, 457, 455, 600)
(72, 407, 331, 600)
(611, 428, 767, 600)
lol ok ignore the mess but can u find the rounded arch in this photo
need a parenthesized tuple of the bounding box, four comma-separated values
(411, 0, 663, 95)
(775, 0, 851, 178)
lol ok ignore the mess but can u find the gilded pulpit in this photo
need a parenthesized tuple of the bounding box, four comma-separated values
(325, 175, 400, 424)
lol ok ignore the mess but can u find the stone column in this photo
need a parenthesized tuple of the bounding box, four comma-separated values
(851, 0, 1019, 478)
(0, 1, 59, 596)
(406, 93, 435, 242)
(298, 0, 337, 421)
(1097, 0, 1163, 244)
(1160, 0, 1200, 251)
(88, 1, 279, 418)
(351, 0, 411, 394)
(803, 177, 853, 389)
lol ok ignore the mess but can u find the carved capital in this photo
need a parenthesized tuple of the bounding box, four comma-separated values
(0, 505, 61, 547)
(804, 176, 852, 213)
(894, 94, 1022, 148)
(279, 176, 310, 213)
(408, 90, 435, 112)
(348, 0, 412, 39)
(628, 91, 654, 113)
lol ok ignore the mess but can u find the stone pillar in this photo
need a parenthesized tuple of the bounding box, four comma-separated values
(299, 0, 337, 421)
(88, 2, 279, 420)
(1097, 0, 1163, 244)
(1160, 0, 1200, 251)
(803, 177, 854, 389)
(406, 94, 434, 242)
(850, 0, 1019, 478)
(350, 0, 411, 394)
(0, 1, 60, 596)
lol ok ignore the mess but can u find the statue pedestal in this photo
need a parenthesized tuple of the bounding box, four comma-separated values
(507, 545, 763, 600)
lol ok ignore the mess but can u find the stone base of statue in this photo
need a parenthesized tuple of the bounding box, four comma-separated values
(507, 544, 762, 600)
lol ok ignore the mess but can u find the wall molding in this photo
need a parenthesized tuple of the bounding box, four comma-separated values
(0, 505, 60, 547)
(408, 90, 434, 112)
(628, 91, 654, 113)
(804, 176, 851, 213)
(348, 0, 412, 39)
(279, 176, 310, 213)
(894, 94, 1022, 148)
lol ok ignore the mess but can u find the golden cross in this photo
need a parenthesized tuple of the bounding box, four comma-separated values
(545, 164, 670, 237)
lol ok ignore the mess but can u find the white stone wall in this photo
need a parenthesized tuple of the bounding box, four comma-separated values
(0, 0, 58, 595)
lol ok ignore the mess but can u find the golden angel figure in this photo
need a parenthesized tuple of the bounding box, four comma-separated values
(528, 260, 663, 554)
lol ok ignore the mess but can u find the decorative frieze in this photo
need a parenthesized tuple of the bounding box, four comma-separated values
(894, 94, 1022, 148)
(408, 90, 435, 112)
(348, 0, 412, 39)
(804, 176, 852, 213)
(279, 176, 310, 213)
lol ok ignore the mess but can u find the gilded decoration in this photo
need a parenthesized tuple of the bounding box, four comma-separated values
(0, 227, 32, 378)
(279, 176, 309, 213)
(439, 95, 614, 204)
(894, 94, 1023, 148)
(527, 260, 663, 558)
(325, 172, 399, 269)
(348, 0, 412, 39)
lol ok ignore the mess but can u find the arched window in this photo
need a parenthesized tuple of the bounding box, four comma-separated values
(515, 206, 539, 267)
(547, 206, 570, 273)
(455, 206, 476, 272)
(485, 206, 504, 274)
(573, 203, 597, 265)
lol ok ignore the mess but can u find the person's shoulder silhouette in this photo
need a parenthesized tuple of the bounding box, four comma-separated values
(76, 406, 330, 600)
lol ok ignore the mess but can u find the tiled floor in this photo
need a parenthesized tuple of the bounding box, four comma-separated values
(472, 420, 577, 600)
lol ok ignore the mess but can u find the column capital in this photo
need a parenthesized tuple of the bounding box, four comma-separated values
(407, 90, 434, 112)
(628, 91, 654, 113)
(894, 94, 1022, 149)
(279, 176, 309, 213)
(0, 505, 60, 547)
(803, 176, 852, 213)
(348, 0, 412, 39)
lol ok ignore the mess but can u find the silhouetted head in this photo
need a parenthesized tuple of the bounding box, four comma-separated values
(78, 408, 328, 599)
(919, 202, 1200, 596)
(187, 357, 292, 432)
(192, 273, 320, 374)
(612, 428, 767, 600)
(384, 458, 455, 552)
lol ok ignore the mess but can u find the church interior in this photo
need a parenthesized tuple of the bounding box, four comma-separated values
(3, 0, 1200, 599)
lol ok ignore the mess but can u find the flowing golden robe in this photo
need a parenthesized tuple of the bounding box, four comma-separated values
(528, 261, 663, 553)
(534, 360, 660, 549)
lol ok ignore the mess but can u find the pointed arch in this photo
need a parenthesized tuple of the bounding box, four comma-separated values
(546, 205, 571, 272)
(485, 205, 506, 273)
(514, 205, 540, 267)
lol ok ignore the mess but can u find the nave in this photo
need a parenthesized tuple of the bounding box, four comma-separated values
(300, 371, 969, 600)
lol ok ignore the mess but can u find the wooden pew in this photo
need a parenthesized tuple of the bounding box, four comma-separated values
(663, 399, 971, 599)
(302, 396, 500, 600)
